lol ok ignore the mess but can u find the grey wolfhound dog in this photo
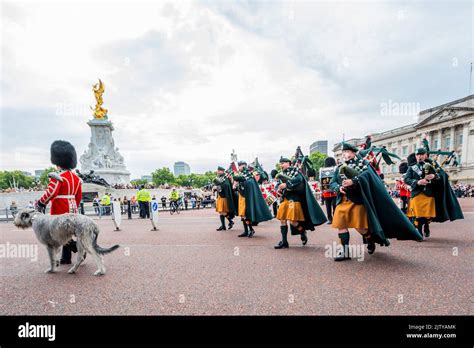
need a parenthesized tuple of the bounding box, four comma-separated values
(14, 209, 119, 276)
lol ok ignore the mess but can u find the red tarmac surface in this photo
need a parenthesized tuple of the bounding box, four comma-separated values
(1, 199, 473, 315)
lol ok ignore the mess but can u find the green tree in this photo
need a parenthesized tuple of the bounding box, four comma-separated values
(0, 170, 35, 189)
(175, 174, 192, 187)
(39, 167, 57, 186)
(309, 151, 328, 175)
(152, 167, 176, 186)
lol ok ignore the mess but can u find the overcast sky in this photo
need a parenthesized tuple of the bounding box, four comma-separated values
(1, 0, 472, 178)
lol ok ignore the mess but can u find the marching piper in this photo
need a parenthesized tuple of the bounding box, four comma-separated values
(404, 147, 463, 239)
(214, 166, 237, 231)
(37, 140, 82, 265)
(330, 142, 422, 261)
(233, 161, 272, 238)
(274, 157, 327, 249)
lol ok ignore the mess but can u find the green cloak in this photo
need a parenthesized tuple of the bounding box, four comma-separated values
(218, 177, 237, 218)
(427, 162, 464, 222)
(235, 174, 273, 223)
(357, 168, 423, 245)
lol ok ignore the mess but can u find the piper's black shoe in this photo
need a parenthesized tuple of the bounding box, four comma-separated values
(423, 224, 430, 238)
(301, 232, 308, 246)
(274, 241, 289, 249)
(228, 220, 234, 230)
(334, 253, 351, 261)
(238, 232, 249, 237)
(248, 229, 255, 238)
(60, 259, 72, 265)
(367, 242, 376, 255)
(334, 247, 351, 261)
(216, 226, 226, 231)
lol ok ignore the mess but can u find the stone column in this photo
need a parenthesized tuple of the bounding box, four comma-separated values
(437, 129, 443, 151)
(449, 126, 455, 151)
(462, 122, 470, 166)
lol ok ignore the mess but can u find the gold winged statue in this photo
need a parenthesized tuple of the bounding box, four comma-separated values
(91, 79, 108, 119)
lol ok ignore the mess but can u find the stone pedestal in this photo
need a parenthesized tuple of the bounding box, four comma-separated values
(79, 118, 131, 185)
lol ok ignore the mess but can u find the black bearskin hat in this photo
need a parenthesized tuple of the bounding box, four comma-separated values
(324, 157, 337, 167)
(270, 169, 278, 179)
(407, 153, 417, 166)
(399, 162, 409, 174)
(306, 167, 316, 178)
(50, 140, 77, 169)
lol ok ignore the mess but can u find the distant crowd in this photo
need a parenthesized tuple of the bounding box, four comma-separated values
(0, 183, 196, 192)
(453, 183, 473, 198)
(92, 189, 215, 217)
(386, 182, 473, 198)
(111, 183, 195, 190)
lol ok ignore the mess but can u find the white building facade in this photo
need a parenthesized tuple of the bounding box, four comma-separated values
(333, 95, 474, 184)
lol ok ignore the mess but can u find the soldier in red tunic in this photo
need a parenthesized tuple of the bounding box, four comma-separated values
(37, 140, 82, 264)
(396, 161, 411, 214)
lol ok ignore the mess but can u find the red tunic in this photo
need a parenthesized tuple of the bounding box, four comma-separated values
(321, 190, 337, 198)
(396, 179, 410, 198)
(39, 170, 82, 215)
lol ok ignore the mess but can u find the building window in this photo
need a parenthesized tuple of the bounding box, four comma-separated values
(392, 148, 397, 156)
(445, 136, 451, 150)
(402, 146, 408, 156)
(459, 134, 463, 145)
(433, 139, 439, 150)
(392, 165, 397, 174)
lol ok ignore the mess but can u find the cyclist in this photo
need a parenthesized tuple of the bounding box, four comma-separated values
(169, 188, 180, 212)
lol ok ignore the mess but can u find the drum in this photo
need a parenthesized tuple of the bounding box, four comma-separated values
(261, 182, 279, 206)
(319, 166, 336, 191)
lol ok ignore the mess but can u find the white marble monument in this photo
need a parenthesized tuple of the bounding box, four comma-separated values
(79, 80, 130, 185)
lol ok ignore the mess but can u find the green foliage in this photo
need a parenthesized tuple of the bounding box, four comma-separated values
(39, 167, 56, 186)
(0, 170, 35, 189)
(309, 151, 328, 175)
(151, 168, 216, 188)
(152, 167, 176, 186)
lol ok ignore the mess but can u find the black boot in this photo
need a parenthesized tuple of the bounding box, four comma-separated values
(416, 219, 424, 242)
(275, 225, 289, 249)
(334, 232, 351, 261)
(227, 217, 234, 230)
(216, 215, 226, 231)
(297, 224, 308, 245)
(247, 221, 255, 238)
(423, 222, 430, 238)
(60, 242, 73, 265)
(238, 220, 249, 237)
(364, 232, 376, 255)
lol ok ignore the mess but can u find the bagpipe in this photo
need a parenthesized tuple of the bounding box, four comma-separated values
(357, 136, 402, 178)
(421, 162, 437, 191)
(267, 147, 312, 204)
(212, 162, 238, 192)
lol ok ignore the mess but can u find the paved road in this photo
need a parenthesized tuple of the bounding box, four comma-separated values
(1, 200, 472, 315)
